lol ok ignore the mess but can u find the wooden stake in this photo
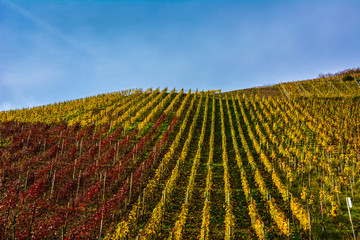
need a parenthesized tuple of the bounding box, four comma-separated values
(142, 188, 146, 216)
(61, 225, 65, 240)
(61, 140, 64, 155)
(73, 159, 77, 180)
(79, 139, 83, 156)
(346, 198, 356, 240)
(113, 143, 117, 165)
(136, 196, 140, 227)
(129, 173, 133, 203)
(98, 140, 101, 158)
(50, 171, 56, 199)
(26, 130, 32, 148)
(349, 176, 354, 198)
(124, 198, 127, 212)
(76, 170, 82, 199)
(288, 219, 290, 238)
(99, 208, 104, 239)
(116, 141, 120, 159)
(102, 172, 107, 201)
(13, 223, 15, 240)
(162, 190, 166, 227)
(24, 169, 29, 190)
(320, 197, 324, 221)
(307, 200, 311, 238)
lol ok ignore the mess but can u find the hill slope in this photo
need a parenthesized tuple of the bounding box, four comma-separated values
(227, 78, 360, 99)
(1, 76, 360, 239)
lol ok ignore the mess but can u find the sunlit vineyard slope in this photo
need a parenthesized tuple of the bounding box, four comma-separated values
(1, 73, 360, 239)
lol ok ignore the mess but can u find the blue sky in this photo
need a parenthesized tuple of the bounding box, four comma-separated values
(1, 0, 359, 110)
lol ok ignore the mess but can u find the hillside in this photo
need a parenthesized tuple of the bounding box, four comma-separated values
(1, 75, 360, 239)
(226, 73, 360, 99)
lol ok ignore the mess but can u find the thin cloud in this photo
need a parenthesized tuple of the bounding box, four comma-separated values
(1, 0, 94, 55)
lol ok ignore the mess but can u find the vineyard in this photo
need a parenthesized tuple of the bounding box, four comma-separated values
(1, 76, 360, 239)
